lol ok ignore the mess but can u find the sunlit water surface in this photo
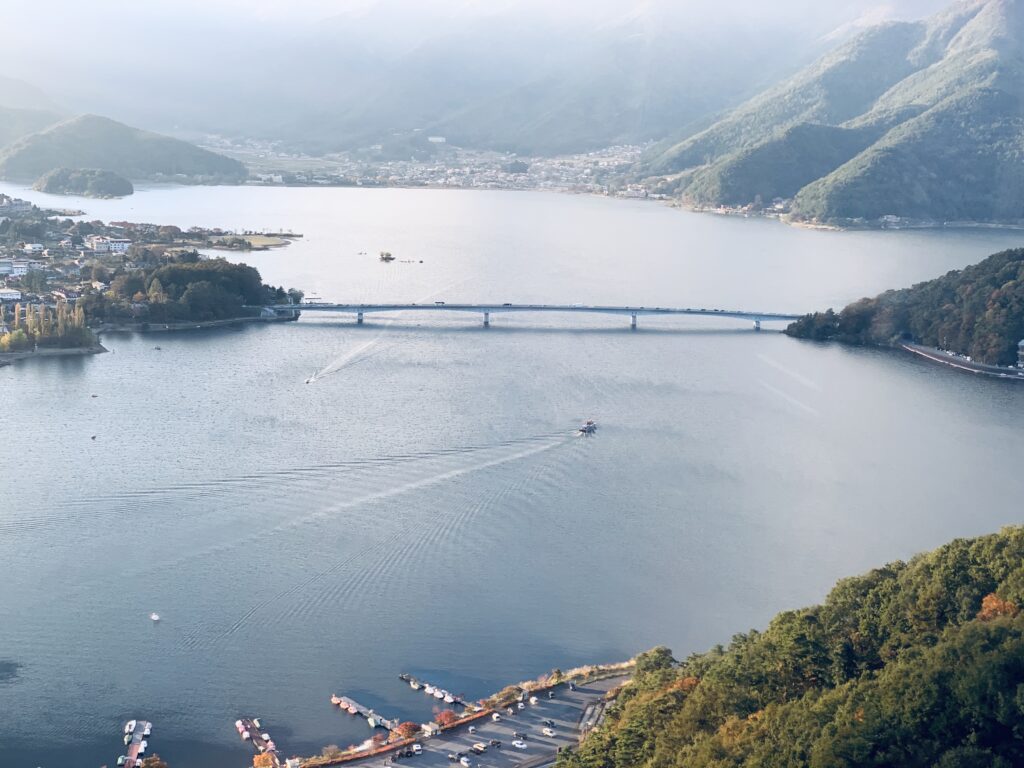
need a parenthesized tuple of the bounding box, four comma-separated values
(2, 183, 1023, 768)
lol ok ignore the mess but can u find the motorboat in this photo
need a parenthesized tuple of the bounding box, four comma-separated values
(577, 420, 597, 436)
(149, 612, 160, 622)
(424, 685, 435, 695)
(433, 689, 445, 699)
(143, 723, 152, 737)
(125, 720, 137, 734)
(331, 695, 342, 706)
(444, 694, 455, 704)
(409, 680, 422, 690)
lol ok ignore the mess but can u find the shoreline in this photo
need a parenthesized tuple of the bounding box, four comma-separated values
(900, 343, 1024, 381)
(0, 343, 107, 367)
(96, 314, 298, 334)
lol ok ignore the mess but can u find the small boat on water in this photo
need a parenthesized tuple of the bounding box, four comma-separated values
(409, 680, 422, 690)
(424, 685, 435, 695)
(433, 689, 445, 699)
(577, 419, 597, 436)
(347, 706, 358, 715)
(330, 694, 342, 706)
(149, 612, 160, 622)
(143, 723, 152, 737)
(125, 720, 137, 734)
(444, 694, 455, 704)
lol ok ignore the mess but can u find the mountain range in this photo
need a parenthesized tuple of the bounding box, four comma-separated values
(642, 0, 1024, 224)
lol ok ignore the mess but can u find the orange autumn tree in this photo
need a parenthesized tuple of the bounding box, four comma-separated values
(977, 592, 1020, 621)
(435, 710, 459, 727)
(396, 721, 420, 739)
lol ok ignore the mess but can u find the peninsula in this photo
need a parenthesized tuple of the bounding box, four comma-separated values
(0, 198, 303, 364)
(786, 247, 1024, 376)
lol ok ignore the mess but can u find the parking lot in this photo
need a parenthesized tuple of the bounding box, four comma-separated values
(365, 677, 627, 768)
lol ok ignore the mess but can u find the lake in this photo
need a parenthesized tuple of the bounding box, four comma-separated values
(2, 183, 1023, 768)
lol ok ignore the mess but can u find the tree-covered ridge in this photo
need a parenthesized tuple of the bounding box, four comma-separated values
(641, 0, 1024, 224)
(33, 167, 134, 198)
(560, 528, 1024, 768)
(785, 247, 1024, 366)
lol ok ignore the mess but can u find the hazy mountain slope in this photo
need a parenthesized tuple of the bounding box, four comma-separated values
(793, 86, 1024, 221)
(644, 0, 1024, 223)
(0, 115, 247, 182)
(644, 21, 930, 174)
(0, 105, 62, 148)
(685, 123, 886, 206)
(0, 75, 59, 111)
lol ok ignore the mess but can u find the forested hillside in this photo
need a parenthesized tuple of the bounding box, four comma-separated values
(0, 115, 246, 182)
(786, 247, 1024, 366)
(642, 0, 1024, 225)
(560, 527, 1024, 768)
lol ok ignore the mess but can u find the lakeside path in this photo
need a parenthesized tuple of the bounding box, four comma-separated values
(328, 677, 627, 768)
(902, 343, 1024, 381)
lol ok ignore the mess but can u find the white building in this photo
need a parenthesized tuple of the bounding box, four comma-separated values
(11, 261, 30, 276)
(108, 238, 132, 254)
(0, 288, 22, 301)
(22, 243, 43, 254)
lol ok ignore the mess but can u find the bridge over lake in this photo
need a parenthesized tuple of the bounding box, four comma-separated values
(272, 303, 805, 330)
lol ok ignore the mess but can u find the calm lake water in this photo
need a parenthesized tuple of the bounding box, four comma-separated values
(2, 184, 1024, 768)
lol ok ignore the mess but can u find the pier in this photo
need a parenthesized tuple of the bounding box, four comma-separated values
(235, 717, 281, 768)
(399, 673, 472, 708)
(331, 693, 401, 732)
(117, 719, 152, 767)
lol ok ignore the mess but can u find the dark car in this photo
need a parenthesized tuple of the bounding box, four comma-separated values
(447, 754, 457, 762)
(455, 752, 467, 758)
(547, 691, 555, 699)
(502, 303, 512, 306)
(513, 732, 526, 740)
(489, 740, 501, 748)
(542, 719, 556, 727)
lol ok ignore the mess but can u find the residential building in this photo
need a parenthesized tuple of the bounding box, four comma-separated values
(0, 288, 22, 301)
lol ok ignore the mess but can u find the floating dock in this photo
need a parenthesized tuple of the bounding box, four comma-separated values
(330, 693, 400, 732)
(235, 717, 281, 768)
(399, 674, 470, 708)
(117, 719, 152, 767)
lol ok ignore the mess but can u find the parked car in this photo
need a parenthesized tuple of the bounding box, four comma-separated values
(542, 719, 556, 727)
(447, 754, 457, 762)
(513, 731, 527, 739)
(492, 713, 501, 722)
(489, 739, 501, 748)
(547, 691, 555, 699)
(468, 726, 476, 734)
(459, 758, 472, 767)
(542, 728, 556, 738)
(512, 741, 528, 750)
(412, 744, 423, 755)
(472, 743, 487, 753)
(516, 702, 525, 710)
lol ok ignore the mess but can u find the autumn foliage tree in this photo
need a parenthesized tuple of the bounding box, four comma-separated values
(435, 710, 459, 727)
(977, 592, 1019, 621)
(396, 721, 420, 739)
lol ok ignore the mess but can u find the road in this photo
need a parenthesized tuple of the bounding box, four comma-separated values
(346, 677, 627, 768)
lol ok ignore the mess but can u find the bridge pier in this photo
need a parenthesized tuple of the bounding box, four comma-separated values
(630, 312, 637, 330)
(754, 319, 761, 331)
(483, 311, 490, 327)
(357, 311, 364, 325)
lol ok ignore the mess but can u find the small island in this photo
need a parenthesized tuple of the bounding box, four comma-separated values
(33, 167, 134, 198)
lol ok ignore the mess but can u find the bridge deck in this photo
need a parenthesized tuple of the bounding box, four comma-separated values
(275, 303, 802, 322)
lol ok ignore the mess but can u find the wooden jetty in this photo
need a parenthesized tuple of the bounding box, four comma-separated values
(235, 717, 281, 768)
(398, 673, 471, 708)
(330, 693, 400, 732)
(117, 719, 152, 767)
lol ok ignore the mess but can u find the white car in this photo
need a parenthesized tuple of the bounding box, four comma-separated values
(492, 713, 501, 722)
(542, 728, 556, 738)
(412, 745, 423, 755)
(459, 758, 471, 767)
(512, 741, 528, 750)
